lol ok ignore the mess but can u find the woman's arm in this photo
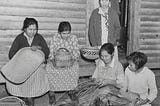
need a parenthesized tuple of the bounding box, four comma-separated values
(8, 36, 20, 59)
(88, 10, 96, 46)
(70, 35, 80, 60)
(39, 35, 50, 60)
(113, 10, 121, 44)
(147, 71, 158, 102)
(48, 35, 58, 60)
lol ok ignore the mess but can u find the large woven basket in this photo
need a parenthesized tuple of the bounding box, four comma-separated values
(0, 96, 26, 106)
(1, 47, 45, 84)
(53, 48, 73, 68)
(80, 47, 99, 60)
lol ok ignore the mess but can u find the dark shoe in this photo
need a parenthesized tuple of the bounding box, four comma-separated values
(48, 91, 56, 105)
(24, 97, 34, 106)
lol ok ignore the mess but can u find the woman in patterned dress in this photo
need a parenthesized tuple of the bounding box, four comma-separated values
(46, 21, 80, 105)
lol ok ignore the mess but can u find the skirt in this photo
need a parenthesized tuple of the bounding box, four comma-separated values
(46, 61, 79, 91)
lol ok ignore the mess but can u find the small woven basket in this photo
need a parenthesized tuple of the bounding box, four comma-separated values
(53, 48, 73, 68)
(0, 96, 26, 106)
(80, 47, 99, 60)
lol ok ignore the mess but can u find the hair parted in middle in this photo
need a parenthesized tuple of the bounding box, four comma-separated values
(99, 43, 114, 57)
(22, 17, 38, 31)
(58, 21, 71, 33)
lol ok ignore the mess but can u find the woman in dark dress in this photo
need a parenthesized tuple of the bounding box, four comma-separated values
(7, 17, 50, 106)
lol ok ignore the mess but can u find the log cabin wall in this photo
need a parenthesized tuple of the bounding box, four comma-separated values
(128, 0, 160, 68)
(0, 0, 94, 68)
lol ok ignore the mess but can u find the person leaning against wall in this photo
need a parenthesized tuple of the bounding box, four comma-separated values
(88, 0, 121, 47)
(7, 17, 50, 106)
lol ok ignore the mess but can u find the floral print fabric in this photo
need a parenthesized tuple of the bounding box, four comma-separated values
(46, 33, 79, 91)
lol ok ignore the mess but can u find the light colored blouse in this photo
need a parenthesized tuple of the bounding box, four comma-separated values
(92, 55, 125, 88)
(98, 7, 109, 45)
(124, 67, 157, 105)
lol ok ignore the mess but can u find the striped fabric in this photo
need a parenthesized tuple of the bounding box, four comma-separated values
(6, 64, 49, 97)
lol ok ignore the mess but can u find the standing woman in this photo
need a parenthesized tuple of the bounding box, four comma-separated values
(88, 0, 121, 47)
(7, 17, 50, 106)
(46, 21, 79, 105)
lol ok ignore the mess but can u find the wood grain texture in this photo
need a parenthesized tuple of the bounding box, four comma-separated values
(128, 0, 160, 68)
(0, 0, 88, 69)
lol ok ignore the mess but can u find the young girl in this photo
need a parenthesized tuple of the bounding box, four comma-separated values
(124, 52, 158, 106)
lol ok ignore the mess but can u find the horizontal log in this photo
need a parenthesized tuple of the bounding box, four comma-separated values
(146, 62, 160, 68)
(0, 0, 86, 11)
(139, 38, 160, 44)
(0, 21, 86, 30)
(140, 27, 160, 33)
(140, 50, 160, 57)
(0, 16, 85, 24)
(141, 2, 160, 9)
(141, 0, 160, 2)
(140, 9, 160, 16)
(139, 44, 160, 50)
(140, 33, 160, 39)
(33, 0, 86, 4)
(141, 22, 160, 27)
(147, 57, 160, 63)
(141, 16, 160, 22)
(0, 7, 85, 18)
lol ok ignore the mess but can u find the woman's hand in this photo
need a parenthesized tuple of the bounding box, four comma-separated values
(31, 46, 42, 51)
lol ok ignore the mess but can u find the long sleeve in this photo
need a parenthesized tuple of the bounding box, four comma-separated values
(88, 10, 96, 47)
(70, 35, 80, 60)
(9, 37, 20, 59)
(39, 35, 50, 60)
(116, 62, 125, 88)
(147, 72, 158, 102)
(113, 10, 121, 43)
(92, 59, 104, 79)
(123, 67, 129, 92)
(49, 36, 56, 60)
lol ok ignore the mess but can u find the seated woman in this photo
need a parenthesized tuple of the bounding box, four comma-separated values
(73, 43, 127, 106)
(91, 43, 140, 106)
(6, 17, 50, 106)
(46, 21, 80, 105)
(92, 43, 124, 88)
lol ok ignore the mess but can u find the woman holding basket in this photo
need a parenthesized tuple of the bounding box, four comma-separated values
(46, 21, 80, 105)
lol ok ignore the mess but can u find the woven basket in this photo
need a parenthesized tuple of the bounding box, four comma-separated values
(80, 47, 99, 60)
(0, 96, 26, 106)
(1, 47, 45, 84)
(53, 48, 73, 68)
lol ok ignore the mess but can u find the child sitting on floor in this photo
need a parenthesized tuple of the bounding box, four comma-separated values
(123, 51, 158, 106)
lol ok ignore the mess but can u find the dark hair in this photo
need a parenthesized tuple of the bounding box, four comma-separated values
(99, 43, 114, 56)
(126, 52, 147, 70)
(99, 0, 110, 7)
(58, 21, 71, 33)
(22, 17, 38, 31)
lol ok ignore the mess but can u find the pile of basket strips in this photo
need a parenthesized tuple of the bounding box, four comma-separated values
(55, 78, 131, 106)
